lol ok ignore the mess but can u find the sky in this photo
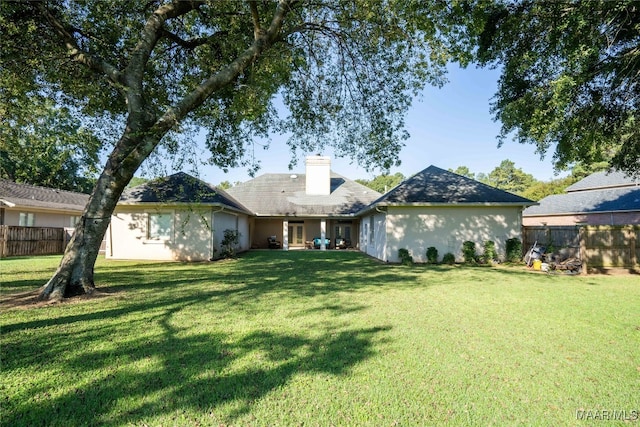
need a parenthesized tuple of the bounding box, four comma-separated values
(145, 64, 567, 186)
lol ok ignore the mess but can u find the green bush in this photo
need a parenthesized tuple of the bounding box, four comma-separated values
(483, 240, 498, 263)
(426, 247, 438, 264)
(398, 248, 413, 266)
(442, 252, 456, 265)
(462, 241, 477, 263)
(505, 238, 522, 263)
(221, 229, 240, 258)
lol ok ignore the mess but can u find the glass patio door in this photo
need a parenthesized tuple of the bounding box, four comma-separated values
(288, 224, 304, 246)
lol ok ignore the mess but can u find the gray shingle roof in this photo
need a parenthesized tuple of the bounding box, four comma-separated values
(366, 165, 535, 207)
(524, 186, 640, 216)
(524, 170, 640, 216)
(565, 170, 638, 192)
(119, 172, 250, 213)
(226, 172, 381, 216)
(0, 179, 89, 212)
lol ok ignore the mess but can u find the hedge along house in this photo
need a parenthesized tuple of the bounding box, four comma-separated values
(356, 166, 536, 263)
(226, 156, 381, 250)
(106, 172, 252, 261)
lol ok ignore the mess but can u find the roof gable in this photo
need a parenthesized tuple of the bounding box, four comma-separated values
(0, 179, 89, 212)
(226, 172, 381, 216)
(119, 172, 249, 213)
(370, 166, 535, 206)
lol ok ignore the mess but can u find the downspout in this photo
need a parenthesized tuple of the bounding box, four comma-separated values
(210, 206, 225, 261)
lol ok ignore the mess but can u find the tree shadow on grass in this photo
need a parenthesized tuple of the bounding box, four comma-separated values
(4, 297, 390, 426)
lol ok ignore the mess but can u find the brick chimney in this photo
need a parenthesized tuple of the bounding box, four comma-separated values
(305, 155, 331, 195)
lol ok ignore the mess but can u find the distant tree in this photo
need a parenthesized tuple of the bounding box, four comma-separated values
(450, 1, 640, 176)
(126, 177, 149, 189)
(481, 159, 536, 196)
(449, 166, 475, 179)
(356, 172, 405, 193)
(0, 98, 101, 193)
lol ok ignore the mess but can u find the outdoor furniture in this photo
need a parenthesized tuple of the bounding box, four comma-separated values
(312, 237, 330, 249)
(267, 236, 281, 249)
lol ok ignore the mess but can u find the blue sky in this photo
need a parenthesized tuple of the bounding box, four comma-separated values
(149, 64, 567, 186)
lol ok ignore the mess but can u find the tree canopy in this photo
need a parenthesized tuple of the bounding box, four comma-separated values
(0, 97, 101, 193)
(355, 172, 405, 193)
(0, 0, 452, 299)
(450, 0, 640, 176)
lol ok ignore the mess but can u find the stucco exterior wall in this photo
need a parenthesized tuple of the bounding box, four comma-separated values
(360, 212, 387, 261)
(107, 206, 249, 261)
(378, 206, 524, 263)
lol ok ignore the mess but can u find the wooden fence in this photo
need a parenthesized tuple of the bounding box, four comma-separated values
(523, 225, 640, 272)
(0, 226, 66, 258)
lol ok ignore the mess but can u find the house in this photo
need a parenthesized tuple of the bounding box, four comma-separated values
(106, 172, 252, 261)
(109, 158, 535, 263)
(522, 171, 640, 226)
(356, 166, 536, 263)
(225, 156, 381, 250)
(0, 179, 88, 228)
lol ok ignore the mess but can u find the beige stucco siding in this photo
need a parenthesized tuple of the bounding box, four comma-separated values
(107, 206, 249, 261)
(360, 212, 387, 261)
(382, 206, 523, 263)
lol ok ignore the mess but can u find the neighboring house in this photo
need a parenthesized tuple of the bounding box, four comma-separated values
(357, 166, 536, 263)
(106, 172, 252, 261)
(226, 156, 381, 250)
(523, 171, 640, 226)
(0, 179, 88, 228)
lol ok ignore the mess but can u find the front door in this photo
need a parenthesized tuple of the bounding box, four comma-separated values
(288, 223, 304, 247)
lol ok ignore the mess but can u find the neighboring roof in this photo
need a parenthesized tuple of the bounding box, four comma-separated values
(119, 172, 251, 214)
(226, 172, 381, 217)
(0, 179, 89, 212)
(565, 170, 639, 192)
(362, 165, 535, 211)
(523, 186, 640, 216)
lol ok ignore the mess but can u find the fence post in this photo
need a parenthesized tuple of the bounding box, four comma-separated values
(629, 226, 638, 268)
(579, 225, 588, 275)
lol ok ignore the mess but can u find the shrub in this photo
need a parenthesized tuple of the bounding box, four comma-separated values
(505, 238, 522, 262)
(442, 252, 456, 265)
(221, 229, 240, 258)
(398, 248, 413, 265)
(426, 247, 438, 264)
(483, 240, 498, 263)
(462, 241, 477, 263)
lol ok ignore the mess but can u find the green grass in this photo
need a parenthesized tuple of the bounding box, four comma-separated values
(1, 252, 639, 426)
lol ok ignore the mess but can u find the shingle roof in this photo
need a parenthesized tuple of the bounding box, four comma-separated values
(565, 170, 638, 192)
(226, 172, 381, 216)
(0, 179, 89, 212)
(119, 172, 250, 213)
(524, 186, 640, 216)
(365, 165, 535, 208)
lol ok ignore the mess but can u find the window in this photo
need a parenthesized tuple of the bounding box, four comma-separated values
(70, 216, 81, 227)
(369, 216, 374, 243)
(19, 212, 35, 227)
(148, 212, 172, 240)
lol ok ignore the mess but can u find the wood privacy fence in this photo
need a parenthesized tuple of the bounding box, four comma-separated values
(0, 226, 70, 258)
(523, 225, 640, 272)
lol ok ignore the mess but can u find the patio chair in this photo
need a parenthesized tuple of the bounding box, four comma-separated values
(267, 236, 282, 249)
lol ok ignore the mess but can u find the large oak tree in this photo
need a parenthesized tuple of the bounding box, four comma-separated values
(1, 1, 449, 300)
(450, 0, 640, 176)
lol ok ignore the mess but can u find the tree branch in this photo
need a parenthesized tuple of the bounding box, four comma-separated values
(250, 1, 262, 40)
(35, 3, 123, 90)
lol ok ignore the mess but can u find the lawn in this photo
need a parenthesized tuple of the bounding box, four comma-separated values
(1, 251, 638, 426)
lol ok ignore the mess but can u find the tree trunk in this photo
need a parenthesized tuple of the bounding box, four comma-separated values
(39, 132, 147, 301)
